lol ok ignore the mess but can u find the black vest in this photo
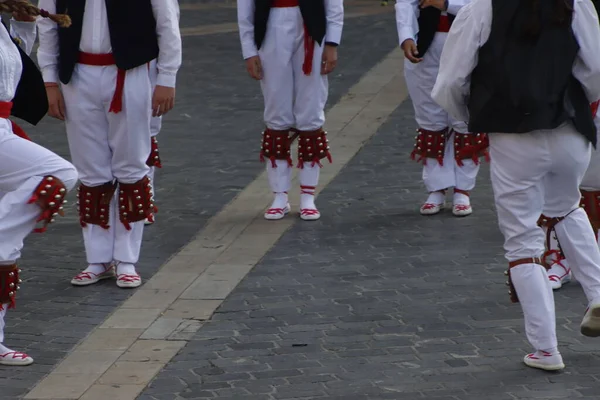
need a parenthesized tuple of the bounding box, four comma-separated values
(2, 23, 48, 125)
(417, 8, 454, 57)
(468, 0, 595, 145)
(253, 0, 327, 50)
(56, 0, 160, 84)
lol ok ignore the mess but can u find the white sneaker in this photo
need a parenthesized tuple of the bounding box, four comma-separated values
(264, 204, 290, 220)
(420, 202, 444, 215)
(0, 350, 33, 366)
(300, 208, 321, 221)
(581, 303, 600, 337)
(452, 203, 473, 217)
(71, 265, 115, 286)
(523, 350, 565, 371)
(546, 260, 571, 290)
(116, 273, 142, 289)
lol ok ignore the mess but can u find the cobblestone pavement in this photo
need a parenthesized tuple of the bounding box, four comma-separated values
(0, 3, 398, 399)
(138, 50, 600, 400)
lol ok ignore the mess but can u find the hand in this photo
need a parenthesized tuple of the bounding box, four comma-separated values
(152, 85, 176, 117)
(245, 56, 263, 80)
(12, 13, 36, 22)
(321, 44, 338, 75)
(419, 0, 446, 10)
(46, 85, 66, 120)
(401, 39, 422, 63)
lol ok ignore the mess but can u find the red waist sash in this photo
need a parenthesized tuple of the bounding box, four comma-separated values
(0, 102, 31, 141)
(272, 0, 314, 75)
(77, 52, 125, 113)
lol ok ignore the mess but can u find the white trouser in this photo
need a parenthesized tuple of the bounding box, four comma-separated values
(0, 307, 5, 343)
(0, 119, 78, 262)
(490, 123, 600, 350)
(259, 6, 328, 131)
(62, 63, 152, 264)
(580, 117, 600, 191)
(148, 59, 162, 200)
(405, 33, 479, 192)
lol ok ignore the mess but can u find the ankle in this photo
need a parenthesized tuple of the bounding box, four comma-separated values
(115, 262, 137, 276)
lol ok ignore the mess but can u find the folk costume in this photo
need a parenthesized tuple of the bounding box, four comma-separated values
(540, 0, 600, 291)
(432, 0, 600, 371)
(0, 16, 78, 366)
(396, 0, 487, 216)
(237, 0, 344, 221)
(37, 0, 181, 288)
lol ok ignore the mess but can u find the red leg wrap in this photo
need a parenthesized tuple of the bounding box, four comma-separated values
(453, 131, 490, 166)
(77, 182, 117, 230)
(28, 176, 68, 233)
(146, 137, 162, 168)
(260, 128, 295, 168)
(118, 176, 156, 231)
(591, 100, 600, 118)
(580, 190, 600, 239)
(410, 128, 448, 166)
(454, 188, 470, 197)
(506, 257, 545, 303)
(297, 128, 332, 169)
(0, 264, 19, 310)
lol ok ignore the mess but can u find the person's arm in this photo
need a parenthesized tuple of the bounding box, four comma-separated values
(151, 0, 182, 89)
(237, 0, 257, 60)
(572, 0, 600, 102)
(395, 0, 419, 46)
(36, 0, 59, 84)
(10, 19, 37, 56)
(446, 0, 470, 15)
(431, 0, 491, 122)
(324, 0, 343, 46)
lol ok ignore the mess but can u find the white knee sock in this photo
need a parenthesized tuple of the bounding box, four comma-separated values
(453, 192, 470, 206)
(299, 165, 320, 210)
(116, 262, 137, 276)
(554, 208, 600, 303)
(0, 305, 6, 344)
(425, 191, 445, 205)
(267, 160, 291, 209)
(511, 263, 558, 351)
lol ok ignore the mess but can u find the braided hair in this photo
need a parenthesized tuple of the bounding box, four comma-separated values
(523, 0, 573, 38)
(0, 0, 71, 27)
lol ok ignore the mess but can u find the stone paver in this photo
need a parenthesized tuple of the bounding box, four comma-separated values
(0, 4, 397, 399)
(138, 81, 600, 399)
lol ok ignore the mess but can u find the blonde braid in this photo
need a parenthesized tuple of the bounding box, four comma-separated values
(0, 0, 71, 27)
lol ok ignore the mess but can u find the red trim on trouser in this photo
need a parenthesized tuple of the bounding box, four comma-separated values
(0, 101, 31, 141)
(77, 52, 126, 113)
(437, 15, 451, 32)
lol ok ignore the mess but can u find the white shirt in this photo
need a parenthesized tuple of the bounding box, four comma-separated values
(431, 0, 600, 123)
(395, 0, 471, 46)
(0, 20, 37, 103)
(36, 0, 182, 88)
(237, 0, 344, 60)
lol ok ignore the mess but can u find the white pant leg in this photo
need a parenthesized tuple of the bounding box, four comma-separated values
(105, 65, 152, 264)
(543, 127, 600, 303)
(450, 120, 480, 191)
(489, 131, 556, 351)
(149, 59, 162, 201)
(62, 65, 115, 264)
(405, 34, 455, 192)
(0, 120, 77, 262)
(292, 27, 327, 130)
(580, 121, 600, 190)
(0, 306, 5, 343)
(259, 8, 297, 130)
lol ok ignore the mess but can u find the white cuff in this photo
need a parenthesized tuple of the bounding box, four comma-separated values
(242, 44, 259, 60)
(157, 72, 177, 88)
(325, 25, 342, 45)
(398, 28, 416, 46)
(42, 67, 59, 84)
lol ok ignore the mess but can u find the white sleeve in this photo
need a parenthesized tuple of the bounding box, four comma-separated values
(395, 0, 419, 46)
(36, 0, 59, 83)
(446, 0, 471, 16)
(325, 0, 344, 45)
(237, 0, 257, 60)
(10, 19, 37, 56)
(151, 0, 182, 88)
(431, 0, 491, 122)
(572, 0, 600, 102)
